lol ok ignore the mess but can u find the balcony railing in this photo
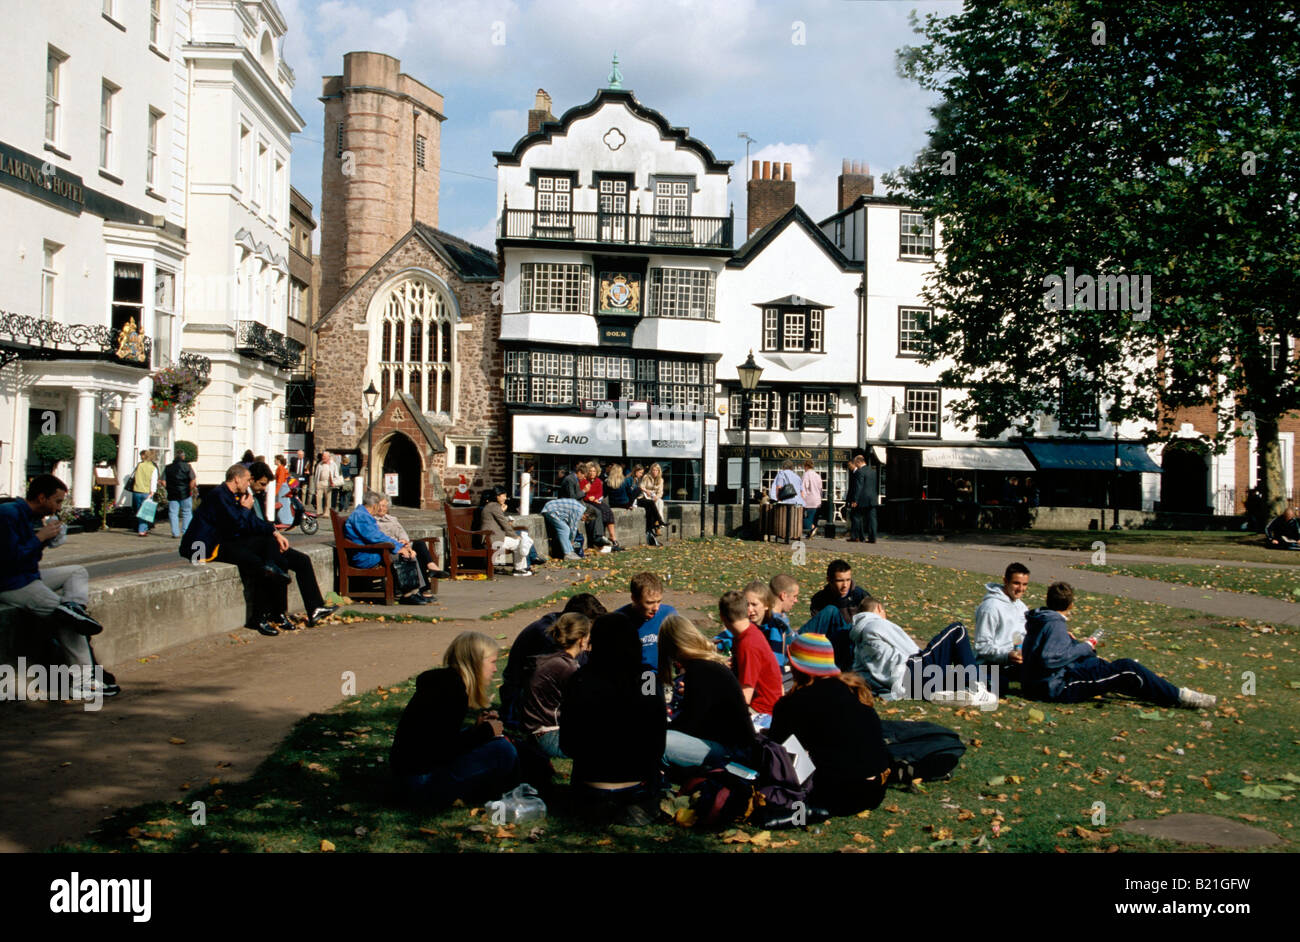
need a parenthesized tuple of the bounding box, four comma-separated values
(0, 310, 152, 370)
(235, 320, 304, 371)
(499, 207, 733, 250)
(178, 351, 212, 384)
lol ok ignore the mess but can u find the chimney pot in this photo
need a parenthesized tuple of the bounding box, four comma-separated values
(762, 161, 770, 180)
(751, 160, 759, 180)
(783, 162, 792, 181)
(773, 163, 781, 181)
(842, 158, 850, 173)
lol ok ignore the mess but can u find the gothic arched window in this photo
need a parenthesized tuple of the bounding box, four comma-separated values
(375, 276, 455, 417)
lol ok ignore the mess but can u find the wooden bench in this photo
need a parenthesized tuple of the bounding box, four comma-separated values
(329, 511, 440, 603)
(443, 502, 495, 578)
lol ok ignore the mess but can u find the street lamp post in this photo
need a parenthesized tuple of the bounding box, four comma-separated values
(364, 381, 379, 495)
(1111, 423, 1121, 530)
(737, 350, 763, 539)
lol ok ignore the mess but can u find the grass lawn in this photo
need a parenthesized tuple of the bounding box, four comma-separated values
(58, 539, 1300, 854)
(1078, 562, 1300, 603)
(934, 529, 1291, 565)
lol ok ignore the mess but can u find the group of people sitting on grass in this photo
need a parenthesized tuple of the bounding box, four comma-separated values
(387, 559, 1217, 825)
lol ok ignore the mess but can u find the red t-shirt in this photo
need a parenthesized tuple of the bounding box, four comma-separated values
(731, 622, 783, 715)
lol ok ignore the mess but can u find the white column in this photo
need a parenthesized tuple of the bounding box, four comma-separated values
(252, 398, 268, 458)
(73, 388, 97, 508)
(116, 394, 139, 489)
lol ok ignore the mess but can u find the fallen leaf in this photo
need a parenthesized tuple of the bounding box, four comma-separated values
(320, 839, 335, 852)
(168, 737, 186, 745)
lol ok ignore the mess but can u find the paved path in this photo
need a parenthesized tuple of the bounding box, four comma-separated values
(0, 564, 624, 853)
(808, 536, 1300, 626)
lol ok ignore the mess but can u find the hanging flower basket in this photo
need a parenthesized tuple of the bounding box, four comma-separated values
(150, 363, 208, 419)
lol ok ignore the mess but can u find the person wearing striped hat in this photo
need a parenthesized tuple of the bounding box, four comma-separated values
(768, 633, 892, 816)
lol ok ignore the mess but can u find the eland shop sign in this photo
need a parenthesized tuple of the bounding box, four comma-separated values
(0, 140, 85, 214)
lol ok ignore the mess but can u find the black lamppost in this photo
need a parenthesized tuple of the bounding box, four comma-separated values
(1111, 423, 1122, 530)
(737, 350, 763, 538)
(364, 381, 379, 493)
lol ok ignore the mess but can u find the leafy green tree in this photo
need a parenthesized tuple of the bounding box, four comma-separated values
(890, 0, 1300, 514)
(93, 433, 117, 465)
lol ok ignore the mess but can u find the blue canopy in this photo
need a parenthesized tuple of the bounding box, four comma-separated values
(1023, 441, 1162, 473)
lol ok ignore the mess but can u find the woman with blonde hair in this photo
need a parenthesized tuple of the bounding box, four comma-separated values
(389, 630, 519, 806)
(130, 449, 160, 536)
(638, 462, 667, 544)
(659, 614, 756, 769)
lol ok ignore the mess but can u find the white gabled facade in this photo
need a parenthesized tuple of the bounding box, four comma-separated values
(180, 0, 303, 483)
(821, 195, 1162, 511)
(715, 206, 863, 507)
(0, 0, 189, 507)
(495, 80, 733, 502)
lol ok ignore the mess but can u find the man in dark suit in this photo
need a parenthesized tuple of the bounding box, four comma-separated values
(859, 453, 880, 543)
(246, 462, 338, 631)
(181, 464, 317, 636)
(845, 458, 862, 541)
(288, 449, 307, 478)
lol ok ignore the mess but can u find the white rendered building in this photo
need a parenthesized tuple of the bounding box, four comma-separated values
(0, 0, 189, 507)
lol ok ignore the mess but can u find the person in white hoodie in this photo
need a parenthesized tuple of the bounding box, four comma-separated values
(974, 563, 1030, 694)
(849, 597, 997, 708)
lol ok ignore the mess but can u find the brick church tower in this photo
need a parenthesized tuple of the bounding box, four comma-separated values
(312, 53, 505, 509)
(319, 52, 445, 314)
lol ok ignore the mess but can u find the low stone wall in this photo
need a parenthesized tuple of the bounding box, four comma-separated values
(0, 504, 765, 671)
(1025, 506, 1243, 531)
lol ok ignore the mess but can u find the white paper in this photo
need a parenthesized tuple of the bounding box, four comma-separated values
(782, 734, 816, 784)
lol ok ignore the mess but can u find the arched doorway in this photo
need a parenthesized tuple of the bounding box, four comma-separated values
(1160, 440, 1210, 513)
(379, 432, 423, 508)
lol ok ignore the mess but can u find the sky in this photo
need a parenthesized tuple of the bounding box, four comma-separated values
(277, 0, 955, 252)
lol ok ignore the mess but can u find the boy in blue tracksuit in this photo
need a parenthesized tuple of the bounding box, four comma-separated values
(1022, 582, 1215, 709)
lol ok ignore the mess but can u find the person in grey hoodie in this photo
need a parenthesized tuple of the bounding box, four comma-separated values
(1021, 581, 1215, 709)
(974, 563, 1030, 696)
(848, 597, 997, 707)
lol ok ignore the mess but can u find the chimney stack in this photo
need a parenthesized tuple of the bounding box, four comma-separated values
(746, 159, 796, 238)
(528, 89, 555, 134)
(838, 158, 874, 211)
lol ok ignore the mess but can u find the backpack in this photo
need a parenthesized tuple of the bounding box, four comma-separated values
(878, 720, 966, 785)
(680, 739, 811, 830)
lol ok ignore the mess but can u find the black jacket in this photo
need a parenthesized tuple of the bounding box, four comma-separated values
(561, 664, 665, 786)
(769, 677, 890, 811)
(389, 668, 495, 776)
(500, 612, 560, 720)
(669, 658, 756, 753)
(164, 460, 195, 501)
(810, 583, 867, 616)
(179, 483, 272, 560)
(1266, 514, 1300, 543)
(853, 462, 879, 504)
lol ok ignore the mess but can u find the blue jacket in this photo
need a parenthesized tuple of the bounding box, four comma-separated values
(716, 613, 792, 667)
(608, 478, 640, 508)
(344, 504, 404, 569)
(179, 484, 272, 562)
(0, 499, 45, 592)
(1021, 607, 1097, 699)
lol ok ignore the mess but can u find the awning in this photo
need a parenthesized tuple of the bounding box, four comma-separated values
(1023, 441, 1163, 473)
(915, 446, 1035, 472)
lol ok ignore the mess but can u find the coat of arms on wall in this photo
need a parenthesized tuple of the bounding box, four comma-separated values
(598, 272, 641, 316)
(115, 317, 148, 363)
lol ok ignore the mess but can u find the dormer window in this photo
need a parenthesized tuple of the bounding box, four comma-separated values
(758, 296, 827, 353)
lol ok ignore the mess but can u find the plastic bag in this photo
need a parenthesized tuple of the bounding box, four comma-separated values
(484, 783, 547, 825)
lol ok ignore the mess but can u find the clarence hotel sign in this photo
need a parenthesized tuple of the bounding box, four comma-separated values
(0, 140, 86, 214)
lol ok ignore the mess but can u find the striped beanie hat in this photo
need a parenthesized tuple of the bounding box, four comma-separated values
(788, 633, 840, 677)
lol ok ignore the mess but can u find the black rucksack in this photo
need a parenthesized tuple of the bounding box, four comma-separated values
(878, 720, 966, 785)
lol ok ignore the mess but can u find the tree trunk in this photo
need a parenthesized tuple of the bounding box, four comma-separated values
(1256, 414, 1289, 517)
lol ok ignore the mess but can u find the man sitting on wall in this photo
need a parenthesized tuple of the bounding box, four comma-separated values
(246, 462, 340, 628)
(182, 464, 332, 636)
(0, 474, 118, 699)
